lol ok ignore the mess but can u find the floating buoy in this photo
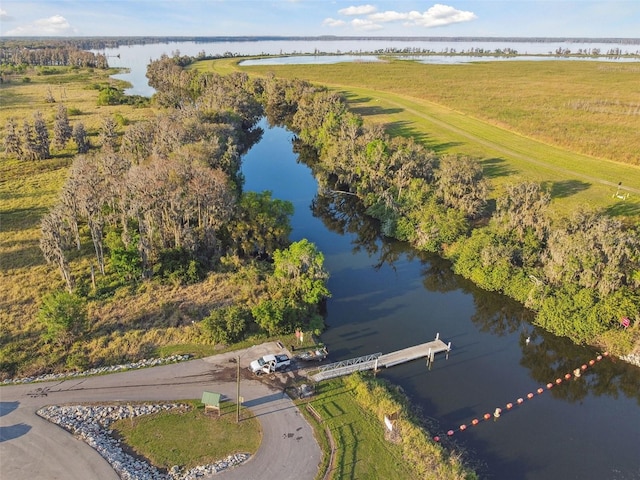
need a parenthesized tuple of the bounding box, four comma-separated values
(440, 354, 609, 438)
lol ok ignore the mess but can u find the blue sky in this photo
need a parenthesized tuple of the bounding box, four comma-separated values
(1, 1, 638, 38)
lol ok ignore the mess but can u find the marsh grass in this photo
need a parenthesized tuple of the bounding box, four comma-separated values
(111, 400, 261, 471)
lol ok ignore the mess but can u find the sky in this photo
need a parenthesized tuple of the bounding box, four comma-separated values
(0, 1, 638, 38)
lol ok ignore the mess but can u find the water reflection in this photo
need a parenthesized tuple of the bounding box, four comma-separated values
(239, 55, 382, 66)
(522, 330, 640, 405)
(243, 119, 640, 479)
(303, 145, 640, 407)
(242, 53, 640, 66)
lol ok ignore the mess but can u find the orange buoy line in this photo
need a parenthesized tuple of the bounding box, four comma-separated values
(433, 352, 609, 442)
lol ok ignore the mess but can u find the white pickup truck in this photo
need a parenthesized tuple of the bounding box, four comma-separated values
(249, 354, 291, 375)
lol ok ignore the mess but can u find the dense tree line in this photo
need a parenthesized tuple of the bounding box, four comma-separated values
(0, 45, 108, 68)
(37, 62, 330, 346)
(254, 73, 639, 346)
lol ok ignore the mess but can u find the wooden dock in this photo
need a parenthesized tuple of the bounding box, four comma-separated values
(310, 334, 451, 382)
(377, 336, 450, 368)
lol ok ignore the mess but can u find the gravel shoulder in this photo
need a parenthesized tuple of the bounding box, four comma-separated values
(0, 342, 321, 480)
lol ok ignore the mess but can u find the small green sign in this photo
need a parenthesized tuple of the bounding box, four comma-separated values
(201, 391, 221, 408)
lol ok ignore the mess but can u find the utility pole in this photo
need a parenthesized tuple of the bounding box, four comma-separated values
(236, 354, 240, 423)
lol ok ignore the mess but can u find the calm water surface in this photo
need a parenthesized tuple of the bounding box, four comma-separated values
(241, 120, 640, 480)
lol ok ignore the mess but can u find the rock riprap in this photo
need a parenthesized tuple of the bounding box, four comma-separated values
(37, 403, 250, 480)
(2, 354, 192, 385)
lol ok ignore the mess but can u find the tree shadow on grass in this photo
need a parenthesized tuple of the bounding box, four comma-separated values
(543, 179, 591, 199)
(350, 105, 403, 118)
(479, 157, 516, 179)
(603, 199, 640, 217)
(341, 92, 371, 104)
(0, 240, 46, 272)
(0, 206, 49, 231)
(343, 92, 404, 118)
(384, 120, 465, 153)
(0, 88, 31, 108)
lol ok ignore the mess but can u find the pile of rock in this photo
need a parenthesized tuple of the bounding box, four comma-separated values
(620, 352, 640, 368)
(37, 403, 250, 480)
(2, 354, 192, 385)
(169, 454, 250, 480)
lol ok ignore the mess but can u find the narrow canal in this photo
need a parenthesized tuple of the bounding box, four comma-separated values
(242, 119, 640, 480)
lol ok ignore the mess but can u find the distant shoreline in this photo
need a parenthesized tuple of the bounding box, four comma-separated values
(2, 35, 639, 45)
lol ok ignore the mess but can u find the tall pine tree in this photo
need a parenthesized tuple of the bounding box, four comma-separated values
(33, 111, 51, 159)
(3, 118, 22, 157)
(53, 104, 72, 150)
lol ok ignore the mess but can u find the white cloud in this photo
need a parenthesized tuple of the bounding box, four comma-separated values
(322, 17, 347, 27)
(351, 18, 383, 31)
(330, 3, 476, 31)
(411, 4, 477, 27)
(338, 5, 378, 16)
(0, 8, 14, 21)
(368, 10, 410, 23)
(5, 14, 76, 36)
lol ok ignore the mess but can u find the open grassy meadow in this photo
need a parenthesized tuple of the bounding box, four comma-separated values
(201, 57, 640, 220)
(0, 66, 160, 376)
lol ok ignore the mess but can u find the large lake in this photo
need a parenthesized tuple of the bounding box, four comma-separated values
(99, 38, 640, 96)
(104, 41, 640, 480)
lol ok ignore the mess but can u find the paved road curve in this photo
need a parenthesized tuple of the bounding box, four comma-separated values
(0, 343, 321, 480)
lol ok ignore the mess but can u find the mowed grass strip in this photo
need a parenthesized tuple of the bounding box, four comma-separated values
(201, 58, 640, 218)
(111, 400, 261, 471)
(303, 379, 415, 480)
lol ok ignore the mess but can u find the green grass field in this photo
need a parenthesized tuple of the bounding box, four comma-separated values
(199, 57, 640, 220)
(301, 379, 416, 480)
(112, 400, 261, 471)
